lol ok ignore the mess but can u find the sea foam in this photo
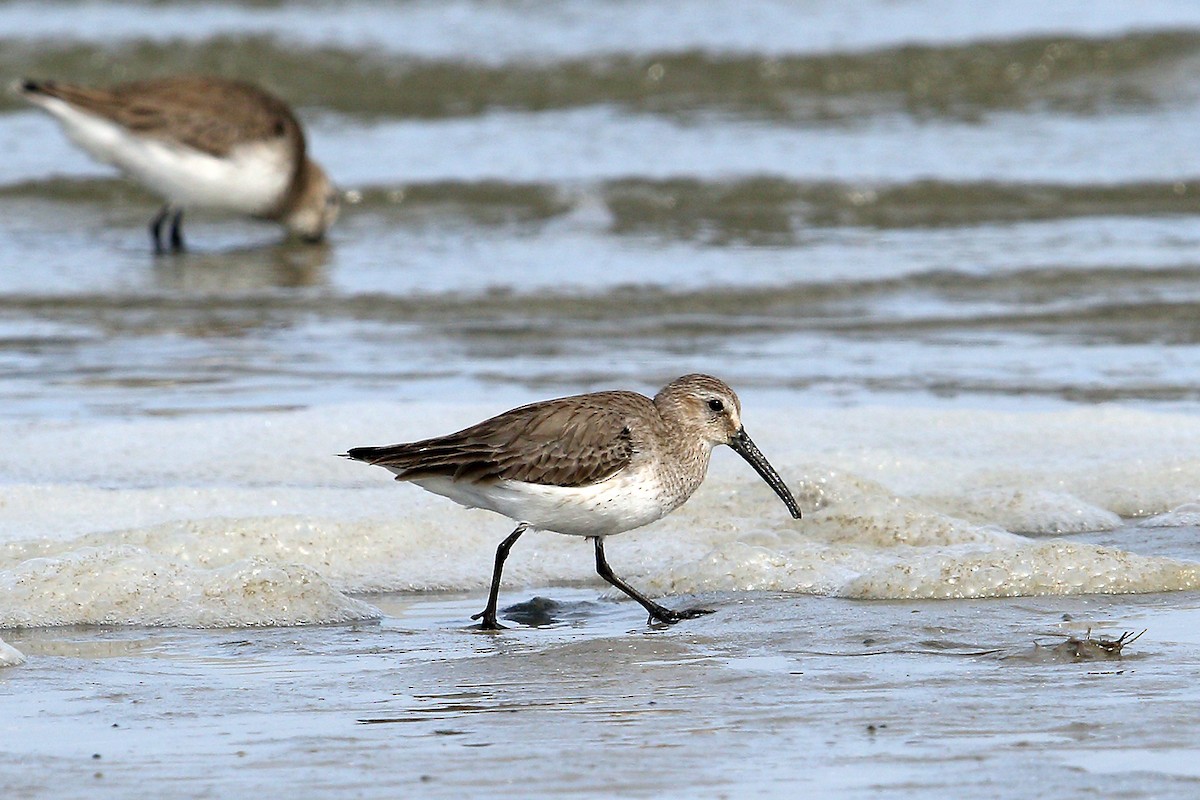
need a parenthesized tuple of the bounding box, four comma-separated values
(1, 401, 1199, 627)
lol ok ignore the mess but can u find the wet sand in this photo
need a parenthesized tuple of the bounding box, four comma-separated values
(5, 583, 1200, 799)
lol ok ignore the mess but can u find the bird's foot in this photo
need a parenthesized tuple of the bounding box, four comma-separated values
(471, 610, 506, 631)
(648, 606, 716, 625)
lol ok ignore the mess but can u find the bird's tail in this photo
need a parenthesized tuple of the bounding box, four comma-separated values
(341, 445, 397, 464)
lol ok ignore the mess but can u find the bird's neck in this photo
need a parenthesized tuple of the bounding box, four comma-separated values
(652, 398, 716, 497)
(263, 156, 315, 221)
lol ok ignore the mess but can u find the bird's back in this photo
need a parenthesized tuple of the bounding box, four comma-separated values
(345, 390, 656, 488)
(15, 76, 305, 159)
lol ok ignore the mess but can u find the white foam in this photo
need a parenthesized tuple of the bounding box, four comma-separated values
(920, 488, 1122, 535)
(0, 544, 379, 628)
(2, 401, 1200, 627)
(645, 468, 1200, 599)
(1140, 503, 1200, 529)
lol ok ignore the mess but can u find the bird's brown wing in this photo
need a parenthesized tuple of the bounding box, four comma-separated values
(344, 391, 649, 487)
(22, 76, 303, 158)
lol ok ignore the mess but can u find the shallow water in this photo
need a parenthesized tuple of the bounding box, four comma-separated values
(3, 0, 1200, 797)
(4, 590, 1199, 799)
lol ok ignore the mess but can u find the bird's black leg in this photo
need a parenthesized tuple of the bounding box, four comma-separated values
(471, 523, 527, 630)
(168, 208, 185, 252)
(149, 205, 171, 254)
(592, 537, 714, 625)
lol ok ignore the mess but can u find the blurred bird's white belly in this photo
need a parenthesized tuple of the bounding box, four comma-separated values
(412, 466, 685, 537)
(37, 98, 291, 213)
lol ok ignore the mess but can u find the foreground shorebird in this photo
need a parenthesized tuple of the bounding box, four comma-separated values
(344, 374, 802, 629)
(13, 75, 339, 252)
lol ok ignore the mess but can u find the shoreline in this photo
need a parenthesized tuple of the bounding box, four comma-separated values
(5, 588, 1200, 798)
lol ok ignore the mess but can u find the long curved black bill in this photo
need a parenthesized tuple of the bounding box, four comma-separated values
(728, 428, 802, 519)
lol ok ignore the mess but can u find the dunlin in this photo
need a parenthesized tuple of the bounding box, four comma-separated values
(344, 374, 801, 630)
(13, 75, 339, 252)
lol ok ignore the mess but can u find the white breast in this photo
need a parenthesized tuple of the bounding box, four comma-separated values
(411, 465, 684, 537)
(34, 97, 292, 214)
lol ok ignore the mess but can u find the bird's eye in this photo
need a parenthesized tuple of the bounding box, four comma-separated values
(707, 398, 724, 412)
